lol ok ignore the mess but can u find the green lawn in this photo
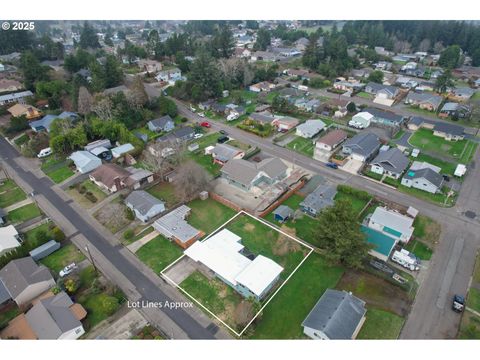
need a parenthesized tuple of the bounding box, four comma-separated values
(393, 129, 406, 140)
(357, 92, 373, 99)
(41, 157, 74, 184)
(409, 128, 474, 161)
(23, 223, 52, 245)
(0, 179, 26, 208)
(186, 132, 224, 176)
(459, 141, 478, 164)
(467, 288, 480, 313)
(473, 254, 480, 284)
(334, 190, 371, 217)
(46, 166, 75, 184)
(357, 308, 405, 339)
(66, 180, 108, 209)
(146, 182, 179, 208)
(0, 306, 21, 329)
(286, 136, 315, 157)
(411, 153, 457, 176)
(181, 271, 242, 316)
(187, 198, 237, 235)
(123, 225, 155, 245)
(398, 184, 455, 207)
(136, 235, 183, 274)
(40, 244, 86, 273)
(7, 203, 41, 223)
(226, 214, 309, 277)
(404, 240, 433, 260)
(14, 133, 29, 146)
(250, 253, 344, 339)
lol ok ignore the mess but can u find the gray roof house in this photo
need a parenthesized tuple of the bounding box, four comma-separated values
(450, 87, 476, 101)
(153, 205, 202, 249)
(401, 167, 444, 194)
(370, 148, 410, 179)
(147, 115, 175, 133)
(300, 184, 337, 217)
(302, 289, 367, 340)
(433, 122, 465, 141)
(125, 190, 166, 223)
(30, 112, 79, 133)
(365, 82, 399, 99)
(342, 132, 381, 162)
(0, 279, 10, 304)
(364, 107, 405, 127)
(0, 257, 55, 306)
(69, 150, 102, 174)
(212, 143, 245, 165)
(221, 158, 288, 191)
(404, 92, 444, 111)
(249, 111, 277, 124)
(296, 119, 326, 138)
(24, 291, 86, 339)
(440, 102, 471, 118)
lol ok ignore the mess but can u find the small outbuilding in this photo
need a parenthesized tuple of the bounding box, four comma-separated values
(273, 205, 294, 223)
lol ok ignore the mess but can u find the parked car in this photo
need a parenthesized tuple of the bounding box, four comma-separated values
(59, 263, 77, 278)
(325, 162, 338, 169)
(217, 135, 229, 143)
(190, 105, 197, 112)
(198, 112, 205, 118)
(200, 121, 211, 128)
(219, 130, 228, 135)
(442, 174, 450, 182)
(37, 147, 52, 158)
(452, 295, 465, 313)
(194, 133, 204, 139)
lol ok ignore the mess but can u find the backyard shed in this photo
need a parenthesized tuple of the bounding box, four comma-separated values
(29, 240, 61, 261)
(273, 205, 294, 223)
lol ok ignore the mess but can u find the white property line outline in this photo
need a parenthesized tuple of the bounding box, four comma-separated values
(160, 210, 314, 337)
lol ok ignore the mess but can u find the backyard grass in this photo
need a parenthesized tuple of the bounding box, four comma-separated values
(40, 244, 86, 273)
(409, 128, 474, 161)
(136, 235, 183, 274)
(467, 288, 480, 313)
(187, 150, 222, 177)
(146, 182, 180, 208)
(7, 203, 41, 223)
(404, 240, 433, 260)
(0, 179, 26, 208)
(286, 136, 315, 157)
(264, 194, 320, 245)
(357, 308, 405, 339)
(411, 153, 457, 176)
(187, 198, 237, 235)
(249, 253, 344, 339)
(226, 214, 310, 277)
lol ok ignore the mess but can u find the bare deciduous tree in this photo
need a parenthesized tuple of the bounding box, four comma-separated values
(92, 96, 114, 121)
(77, 86, 93, 117)
(173, 160, 211, 202)
(142, 140, 186, 179)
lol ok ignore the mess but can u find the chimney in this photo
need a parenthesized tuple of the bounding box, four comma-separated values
(113, 176, 122, 191)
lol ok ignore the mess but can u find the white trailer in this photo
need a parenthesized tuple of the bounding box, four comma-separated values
(391, 249, 420, 271)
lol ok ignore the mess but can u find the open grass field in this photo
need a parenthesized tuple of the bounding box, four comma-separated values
(147, 182, 179, 208)
(187, 198, 237, 235)
(249, 253, 344, 339)
(40, 244, 86, 273)
(136, 235, 183, 274)
(357, 308, 405, 339)
(409, 128, 476, 163)
(0, 179, 26, 208)
(286, 136, 315, 157)
(7, 203, 41, 223)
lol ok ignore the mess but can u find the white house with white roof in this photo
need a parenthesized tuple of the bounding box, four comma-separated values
(184, 229, 283, 300)
(367, 207, 414, 243)
(0, 225, 21, 257)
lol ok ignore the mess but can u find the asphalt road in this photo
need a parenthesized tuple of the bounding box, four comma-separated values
(172, 97, 480, 339)
(0, 136, 216, 339)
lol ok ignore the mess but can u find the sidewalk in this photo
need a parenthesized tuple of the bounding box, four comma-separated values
(127, 230, 159, 253)
(3, 198, 33, 212)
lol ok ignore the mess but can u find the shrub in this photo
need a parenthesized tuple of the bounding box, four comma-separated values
(35, 230, 49, 244)
(123, 229, 134, 240)
(84, 191, 97, 203)
(78, 185, 87, 194)
(125, 207, 135, 221)
(337, 184, 372, 200)
(101, 295, 120, 316)
(51, 226, 66, 242)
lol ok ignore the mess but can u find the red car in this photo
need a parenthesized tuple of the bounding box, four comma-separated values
(200, 121, 211, 128)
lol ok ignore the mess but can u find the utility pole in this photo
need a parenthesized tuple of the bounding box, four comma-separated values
(85, 244, 98, 274)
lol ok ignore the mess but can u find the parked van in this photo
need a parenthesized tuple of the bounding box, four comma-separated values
(37, 147, 52, 158)
(391, 249, 420, 271)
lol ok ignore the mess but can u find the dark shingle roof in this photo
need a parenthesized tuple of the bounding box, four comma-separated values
(404, 167, 444, 188)
(433, 122, 464, 136)
(125, 190, 165, 216)
(343, 132, 381, 158)
(302, 289, 366, 339)
(300, 184, 337, 213)
(149, 115, 173, 129)
(364, 107, 404, 124)
(371, 148, 410, 175)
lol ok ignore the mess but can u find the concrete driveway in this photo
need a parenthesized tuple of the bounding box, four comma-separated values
(163, 256, 197, 284)
(340, 158, 364, 174)
(313, 148, 331, 163)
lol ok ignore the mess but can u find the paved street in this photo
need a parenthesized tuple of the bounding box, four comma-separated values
(0, 136, 231, 340)
(171, 97, 480, 339)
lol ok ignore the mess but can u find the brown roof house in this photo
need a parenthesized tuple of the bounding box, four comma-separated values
(7, 103, 42, 120)
(1, 291, 87, 340)
(89, 164, 154, 193)
(0, 257, 55, 306)
(315, 129, 348, 152)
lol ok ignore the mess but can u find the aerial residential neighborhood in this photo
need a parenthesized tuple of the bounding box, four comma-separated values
(1, 13, 480, 351)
